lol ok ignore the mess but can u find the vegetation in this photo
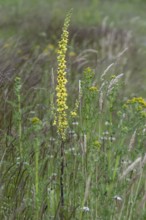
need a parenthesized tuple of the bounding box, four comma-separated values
(0, 0, 146, 219)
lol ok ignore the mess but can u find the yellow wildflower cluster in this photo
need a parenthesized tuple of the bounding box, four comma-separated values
(30, 117, 41, 125)
(124, 97, 146, 118)
(70, 111, 77, 117)
(126, 97, 146, 108)
(55, 11, 72, 140)
(89, 86, 98, 92)
(70, 100, 79, 118)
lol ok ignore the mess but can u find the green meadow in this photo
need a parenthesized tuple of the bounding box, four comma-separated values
(0, 0, 146, 219)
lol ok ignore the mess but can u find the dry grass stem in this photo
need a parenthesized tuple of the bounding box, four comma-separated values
(120, 157, 142, 180)
(107, 73, 124, 95)
(128, 129, 137, 151)
(100, 63, 114, 80)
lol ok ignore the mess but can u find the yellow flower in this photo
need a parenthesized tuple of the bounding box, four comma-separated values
(30, 117, 41, 125)
(89, 86, 98, 92)
(111, 75, 116, 79)
(93, 140, 101, 149)
(71, 111, 77, 117)
(54, 10, 72, 140)
(127, 97, 146, 108)
(70, 100, 79, 118)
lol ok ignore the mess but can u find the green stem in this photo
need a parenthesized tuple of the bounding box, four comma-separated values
(18, 93, 22, 159)
(60, 140, 65, 219)
(35, 138, 39, 219)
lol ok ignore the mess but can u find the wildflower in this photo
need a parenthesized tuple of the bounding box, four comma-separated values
(89, 86, 98, 92)
(68, 130, 75, 135)
(82, 206, 90, 212)
(71, 111, 77, 117)
(111, 74, 116, 79)
(23, 161, 29, 166)
(110, 136, 116, 142)
(54, 10, 72, 140)
(49, 137, 55, 143)
(103, 131, 109, 135)
(93, 140, 101, 148)
(113, 195, 122, 201)
(126, 97, 146, 108)
(47, 188, 52, 194)
(105, 121, 110, 126)
(72, 121, 79, 125)
(70, 100, 79, 118)
(30, 117, 41, 125)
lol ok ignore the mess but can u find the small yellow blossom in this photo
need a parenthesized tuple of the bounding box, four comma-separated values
(111, 75, 116, 79)
(89, 86, 98, 92)
(93, 140, 101, 149)
(70, 100, 79, 118)
(71, 111, 77, 117)
(30, 117, 41, 125)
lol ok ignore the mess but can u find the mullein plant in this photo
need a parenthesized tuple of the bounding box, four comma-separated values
(53, 10, 72, 217)
(54, 10, 72, 140)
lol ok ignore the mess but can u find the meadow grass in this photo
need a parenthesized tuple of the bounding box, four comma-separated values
(1, 2, 146, 220)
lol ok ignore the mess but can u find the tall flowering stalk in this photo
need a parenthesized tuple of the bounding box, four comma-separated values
(55, 10, 72, 140)
(54, 10, 72, 216)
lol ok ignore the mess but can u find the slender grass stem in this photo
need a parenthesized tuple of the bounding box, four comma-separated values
(18, 92, 22, 159)
(35, 138, 39, 220)
(60, 140, 65, 219)
(15, 77, 23, 159)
